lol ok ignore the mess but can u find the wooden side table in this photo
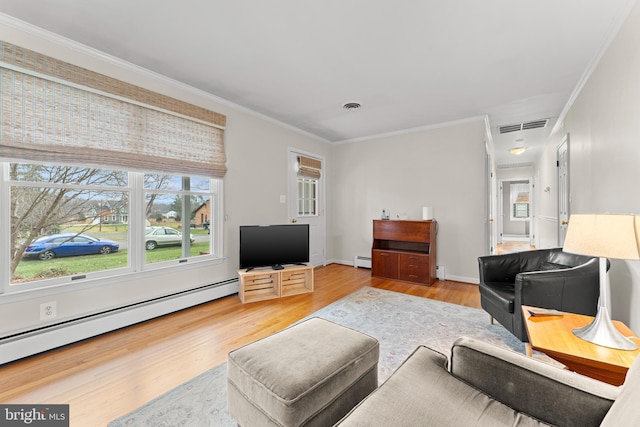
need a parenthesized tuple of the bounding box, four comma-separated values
(522, 306, 640, 385)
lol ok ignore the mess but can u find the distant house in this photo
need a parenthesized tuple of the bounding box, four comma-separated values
(164, 210, 178, 219)
(193, 200, 210, 227)
(86, 201, 128, 224)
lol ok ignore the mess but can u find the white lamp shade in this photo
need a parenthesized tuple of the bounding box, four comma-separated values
(563, 214, 640, 260)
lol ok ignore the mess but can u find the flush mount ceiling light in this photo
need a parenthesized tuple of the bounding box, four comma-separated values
(509, 147, 527, 155)
(342, 102, 361, 110)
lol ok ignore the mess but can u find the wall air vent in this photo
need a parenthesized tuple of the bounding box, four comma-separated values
(498, 119, 549, 134)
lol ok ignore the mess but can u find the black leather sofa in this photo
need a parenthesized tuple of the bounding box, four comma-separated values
(478, 248, 604, 342)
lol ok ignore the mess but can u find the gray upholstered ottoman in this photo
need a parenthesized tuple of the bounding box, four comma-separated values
(227, 317, 379, 427)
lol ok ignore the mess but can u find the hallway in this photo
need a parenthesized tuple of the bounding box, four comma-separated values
(496, 241, 535, 254)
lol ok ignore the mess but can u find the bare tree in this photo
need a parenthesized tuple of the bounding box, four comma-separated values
(144, 174, 172, 218)
(10, 164, 127, 276)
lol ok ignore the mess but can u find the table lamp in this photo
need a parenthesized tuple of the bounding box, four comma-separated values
(563, 213, 640, 350)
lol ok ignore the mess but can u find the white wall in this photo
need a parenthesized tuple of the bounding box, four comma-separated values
(496, 167, 534, 180)
(0, 17, 331, 338)
(534, 139, 560, 249)
(537, 1, 640, 330)
(329, 119, 486, 283)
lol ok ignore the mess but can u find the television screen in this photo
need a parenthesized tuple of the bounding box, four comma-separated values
(239, 224, 309, 270)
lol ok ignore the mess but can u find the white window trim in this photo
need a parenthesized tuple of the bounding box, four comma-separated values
(0, 163, 225, 295)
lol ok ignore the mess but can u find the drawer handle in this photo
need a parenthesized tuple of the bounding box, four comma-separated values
(380, 253, 389, 256)
(409, 275, 419, 278)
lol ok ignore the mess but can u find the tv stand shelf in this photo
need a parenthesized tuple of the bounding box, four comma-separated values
(237, 265, 314, 303)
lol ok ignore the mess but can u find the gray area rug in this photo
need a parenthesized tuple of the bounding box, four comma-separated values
(109, 287, 552, 426)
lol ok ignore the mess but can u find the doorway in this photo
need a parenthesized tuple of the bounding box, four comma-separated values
(557, 134, 570, 246)
(288, 148, 326, 267)
(498, 178, 534, 251)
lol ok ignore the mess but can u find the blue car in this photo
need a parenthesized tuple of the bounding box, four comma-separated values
(24, 233, 120, 261)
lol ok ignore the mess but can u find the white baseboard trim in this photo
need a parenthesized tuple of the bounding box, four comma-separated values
(445, 275, 479, 285)
(328, 259, 354, 267)
(327, 260, 477, 284)
(502, 235, 530, 242)
(0, 279, 238, 366)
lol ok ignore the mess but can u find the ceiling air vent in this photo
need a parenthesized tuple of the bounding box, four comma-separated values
(499, 124, 523, 134)
(342, 102, 362, 110)
(499, 119, 549, 134)
(498, 162, 534, 169)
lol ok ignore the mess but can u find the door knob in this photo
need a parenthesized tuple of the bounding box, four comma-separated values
(291, 218, 297, 223)
(561, 221, 568, 225)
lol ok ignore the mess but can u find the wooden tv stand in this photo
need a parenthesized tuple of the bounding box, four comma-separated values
(237, 265, 314, 303)
(372, 220, 437, 286)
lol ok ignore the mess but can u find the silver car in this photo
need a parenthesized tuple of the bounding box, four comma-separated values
(145, 226, 195, 250)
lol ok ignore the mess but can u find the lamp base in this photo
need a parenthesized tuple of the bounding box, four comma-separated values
(573, 306, 638, 351)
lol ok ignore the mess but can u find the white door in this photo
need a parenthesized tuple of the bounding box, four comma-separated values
(288, 149, 326, 266)
(485, 147, 497, 254)
(528, 178, 535, 247)
(557, 135, 570, 245)
(497, 180, 504, 244)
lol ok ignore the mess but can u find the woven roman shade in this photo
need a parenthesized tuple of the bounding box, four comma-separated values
(0, 42, 227, 177)
(298, 155, 321, 179)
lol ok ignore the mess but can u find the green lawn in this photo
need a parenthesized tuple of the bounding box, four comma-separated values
(58, 223, 210, 239)
(13, 242, 211, 282)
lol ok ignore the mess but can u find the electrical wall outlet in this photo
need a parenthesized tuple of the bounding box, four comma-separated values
(40, 301, 57, 321)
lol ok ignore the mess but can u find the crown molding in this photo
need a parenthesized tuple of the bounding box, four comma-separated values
(334, 115, 487, 145)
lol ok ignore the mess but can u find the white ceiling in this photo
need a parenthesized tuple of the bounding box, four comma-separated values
(0, 0, 634, 166)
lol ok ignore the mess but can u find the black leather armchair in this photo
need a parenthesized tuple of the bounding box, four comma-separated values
(478, 248, 605, 343)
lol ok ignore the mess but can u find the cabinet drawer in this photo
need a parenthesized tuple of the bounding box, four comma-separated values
(399, 253, 430, 284)
(399, 253, 429, 267)
(398, 265, 430, 284)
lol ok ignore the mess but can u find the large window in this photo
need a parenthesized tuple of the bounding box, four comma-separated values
(0, 40, 226, 292)
(4, 161, 222, 290)
(0, 41, 227, 294)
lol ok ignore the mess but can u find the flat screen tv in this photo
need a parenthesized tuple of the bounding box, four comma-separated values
(239, 224, 309, 270)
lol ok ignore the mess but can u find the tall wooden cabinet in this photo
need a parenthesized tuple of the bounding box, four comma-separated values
(372, 220, 437, 286)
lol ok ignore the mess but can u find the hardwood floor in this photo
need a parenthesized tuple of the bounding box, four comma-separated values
(0, 264, 480, 426)
(496, 241, 536, 254)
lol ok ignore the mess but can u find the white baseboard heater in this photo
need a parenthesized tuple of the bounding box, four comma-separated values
(354, 255, 372, 269)
(0, 278, 238, 366)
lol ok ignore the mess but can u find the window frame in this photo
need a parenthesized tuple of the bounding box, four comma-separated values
(513, 202, 530, 219)
(508, 181, 531, 222)
(0, 161, 224, 295)
(297, 176, 319, 217)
